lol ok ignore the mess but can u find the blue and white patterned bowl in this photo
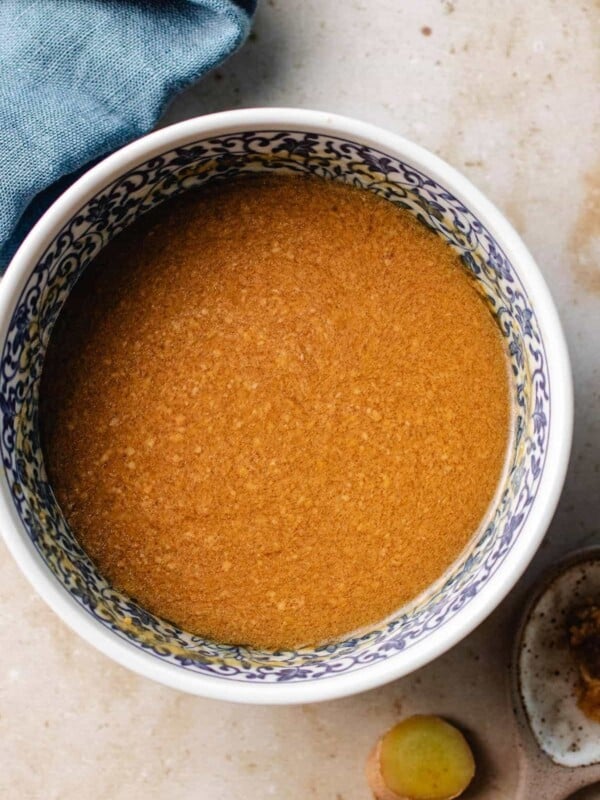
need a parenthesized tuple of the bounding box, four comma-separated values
(0, 109, 572, 703)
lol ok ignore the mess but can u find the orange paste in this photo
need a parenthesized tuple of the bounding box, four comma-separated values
(41, 175, 510, 648)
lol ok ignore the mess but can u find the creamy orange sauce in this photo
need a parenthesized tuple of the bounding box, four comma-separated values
(41, 175, 511, 649)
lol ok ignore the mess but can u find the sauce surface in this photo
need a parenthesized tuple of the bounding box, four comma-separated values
(41, 175, 511, 649)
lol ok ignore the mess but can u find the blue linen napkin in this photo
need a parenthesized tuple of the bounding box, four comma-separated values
(0, 0, 255, 272)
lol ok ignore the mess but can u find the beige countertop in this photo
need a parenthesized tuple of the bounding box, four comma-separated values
(1, 1, 599, 798)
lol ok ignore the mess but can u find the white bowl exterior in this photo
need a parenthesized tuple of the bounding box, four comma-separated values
(0, 109, 573, 703)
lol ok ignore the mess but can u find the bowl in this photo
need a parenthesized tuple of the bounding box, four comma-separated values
(0, 108, 573, 704)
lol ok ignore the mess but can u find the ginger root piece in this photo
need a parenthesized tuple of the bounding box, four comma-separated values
(568, 603, 600, 723)
(366, 715, 475, 800)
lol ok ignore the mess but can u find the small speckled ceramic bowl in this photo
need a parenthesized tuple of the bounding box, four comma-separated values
(0, 109, 572, 703)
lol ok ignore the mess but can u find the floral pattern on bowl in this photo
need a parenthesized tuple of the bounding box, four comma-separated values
(0, 130, 549, 683)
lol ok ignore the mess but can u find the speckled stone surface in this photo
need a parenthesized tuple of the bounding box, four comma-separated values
(1, 2, 598, 798)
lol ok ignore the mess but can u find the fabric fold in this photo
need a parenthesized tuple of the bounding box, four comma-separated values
(0, 0, 255, 271)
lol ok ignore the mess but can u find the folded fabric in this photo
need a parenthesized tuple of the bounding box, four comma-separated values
(0, 0, 255, 271)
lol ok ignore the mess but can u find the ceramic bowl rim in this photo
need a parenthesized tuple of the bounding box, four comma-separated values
(0, 108, 573, 704)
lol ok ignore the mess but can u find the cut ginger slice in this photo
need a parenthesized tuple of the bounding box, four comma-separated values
(367, 715, 475, 800)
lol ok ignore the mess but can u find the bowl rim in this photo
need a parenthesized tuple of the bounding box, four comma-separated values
(0, 107, 573, 704)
